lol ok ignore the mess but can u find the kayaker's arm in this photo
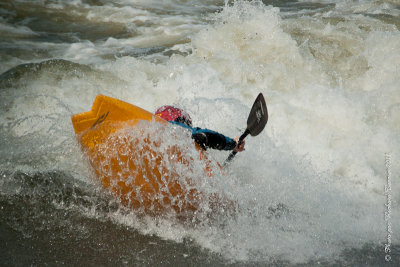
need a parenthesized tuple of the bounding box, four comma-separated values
(169, 121, 238, 151)
(192, 128, 236, 151)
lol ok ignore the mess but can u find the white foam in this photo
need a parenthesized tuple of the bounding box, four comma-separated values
(0, 23, 38, 37)
(1, 0, 399, 264)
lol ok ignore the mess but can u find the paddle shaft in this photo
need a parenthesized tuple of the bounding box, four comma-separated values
(225, 129, 250, 163)
(224, 93, 268, 166)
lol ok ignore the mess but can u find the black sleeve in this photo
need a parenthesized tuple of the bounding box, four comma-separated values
(191, 128, 236, 151)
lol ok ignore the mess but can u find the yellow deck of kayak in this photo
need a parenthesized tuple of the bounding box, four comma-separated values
(71, 95, 213, 214)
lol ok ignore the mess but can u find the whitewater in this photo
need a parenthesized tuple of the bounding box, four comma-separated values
(0, 0, 399, 265)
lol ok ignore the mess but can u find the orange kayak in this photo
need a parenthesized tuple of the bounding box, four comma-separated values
(71, 95, 216, 215)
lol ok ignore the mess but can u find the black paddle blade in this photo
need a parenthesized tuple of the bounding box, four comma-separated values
(247, 93, 268, 136)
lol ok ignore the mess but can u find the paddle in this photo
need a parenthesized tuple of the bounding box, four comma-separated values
(224, 93, 268, 165)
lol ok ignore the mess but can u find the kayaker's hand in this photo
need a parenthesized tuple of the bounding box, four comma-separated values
(233, 136, 245, 152)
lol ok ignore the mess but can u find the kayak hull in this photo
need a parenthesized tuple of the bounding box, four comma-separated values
(71, 95, 211, 214)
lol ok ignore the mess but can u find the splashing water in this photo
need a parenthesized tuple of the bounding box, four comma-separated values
(1, 0, 399, 265)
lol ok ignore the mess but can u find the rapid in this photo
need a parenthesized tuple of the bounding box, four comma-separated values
(0, 0, 399, 265)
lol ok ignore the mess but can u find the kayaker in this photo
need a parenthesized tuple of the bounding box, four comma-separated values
(155, 105, 245, 152)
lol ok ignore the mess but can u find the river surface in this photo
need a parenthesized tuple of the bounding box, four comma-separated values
(1, 0, 399, 266)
